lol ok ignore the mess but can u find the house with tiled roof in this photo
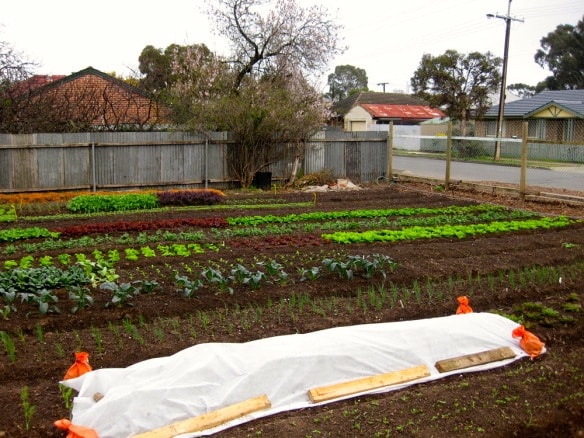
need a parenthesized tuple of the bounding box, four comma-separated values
(477, 89, 584, 142)
(10, 74, 67, 95)
(10, 67, 170, 132)
(332, 92, 445, 131)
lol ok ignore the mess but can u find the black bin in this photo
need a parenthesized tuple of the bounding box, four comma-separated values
(253, 172, 272, 190)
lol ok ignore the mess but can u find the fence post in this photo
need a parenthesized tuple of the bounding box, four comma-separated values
(91, 143, 97, 192)
(205, 138, 209, 189)
(520, 121, 528, 199)
(387, 122, 394, 179)
(445, 122, 452, 190)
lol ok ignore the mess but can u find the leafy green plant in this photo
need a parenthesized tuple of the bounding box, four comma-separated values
(298, 266, 321, 282)
(3, 259, 18, 270)
(124, 248, 140, 261)
(19, 255, 34, 269)
(68, 285, 95, 314)
(257, 260, 289, 284)
(141, 246, 156, 257)
(174, 273, 204, 298)
(201, 267, 233, 293)
(0, 204, 17, 222)
(57, 253, 72, 266)
(76, 258, 119, 287)
(17, 288, 60, 315)
(139, 279, 160, 294)
(100, 281, 142, 307)
(229, 264, 267, 289)
(0, 286, 17, 317)
(322, 257, 354, 279)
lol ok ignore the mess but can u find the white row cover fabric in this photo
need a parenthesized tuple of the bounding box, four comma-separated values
(63, 313, 532, 438)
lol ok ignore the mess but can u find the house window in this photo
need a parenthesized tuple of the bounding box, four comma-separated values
(562, 119, 574, 142)
(527, 119, 545, 139)
(486, 120, 497, 136)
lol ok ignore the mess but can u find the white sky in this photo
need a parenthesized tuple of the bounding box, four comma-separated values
(1, 0, 582, 93)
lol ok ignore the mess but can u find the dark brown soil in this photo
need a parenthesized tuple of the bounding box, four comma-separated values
(0, 182, 583, 438)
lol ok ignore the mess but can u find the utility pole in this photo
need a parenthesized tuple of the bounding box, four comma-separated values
(487, 0, 524, 160)
(377, 82, 389, 93)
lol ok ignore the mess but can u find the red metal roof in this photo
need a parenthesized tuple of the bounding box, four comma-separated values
(360, 104, 445, 120)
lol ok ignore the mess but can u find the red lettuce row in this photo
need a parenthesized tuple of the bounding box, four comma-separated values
(55, 217, 229, 237)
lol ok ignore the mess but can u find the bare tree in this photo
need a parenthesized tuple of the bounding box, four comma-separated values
(0, 40, 35, 84)
(170, 0, 342, 187)
(207, 0, 344, 91)
(0, 40, 37, 132)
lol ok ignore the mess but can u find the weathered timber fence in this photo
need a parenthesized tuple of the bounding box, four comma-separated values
(0, 131, 390, 192)
(1, 129, 582, 193)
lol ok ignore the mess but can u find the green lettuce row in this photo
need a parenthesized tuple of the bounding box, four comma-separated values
(0, 227, 60, 243)
(67, 193, 159, 213)
(226, 204, 509, 226)
(322, 216, 576, 244)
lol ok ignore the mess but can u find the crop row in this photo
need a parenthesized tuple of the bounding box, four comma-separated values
(0, 204, 538, 244)
(0, 254, 395, 317)
(224, 204, 510, 226)
(66, 189, 226, 213)
(322, 216, 575, 243)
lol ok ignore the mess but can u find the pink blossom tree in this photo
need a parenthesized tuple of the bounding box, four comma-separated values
(169, 0, 344, 187)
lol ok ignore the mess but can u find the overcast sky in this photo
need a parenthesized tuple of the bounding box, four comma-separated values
(1, 0, 582, 93)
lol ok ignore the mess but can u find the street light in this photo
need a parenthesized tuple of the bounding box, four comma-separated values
(487, 0, 524, 160)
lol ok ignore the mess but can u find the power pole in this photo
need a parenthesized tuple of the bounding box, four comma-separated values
(487, 0, 524, 160)
(377, 82, 389, 93)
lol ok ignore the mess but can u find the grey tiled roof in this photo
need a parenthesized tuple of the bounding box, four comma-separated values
(485, 89, 584, 118)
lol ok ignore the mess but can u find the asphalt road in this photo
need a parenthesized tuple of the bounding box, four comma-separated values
(393, 156, 584, 192)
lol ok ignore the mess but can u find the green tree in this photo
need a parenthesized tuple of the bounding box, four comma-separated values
(534, 16, 584, 91)
(170, 0, 343, 187)
(138, 44, 211, 97)
(327, 65, 368, 102)
(507, 83, 536, 98)
(411, 49, 501, 136)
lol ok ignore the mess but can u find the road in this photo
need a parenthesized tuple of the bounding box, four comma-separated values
(392, 156, 584, 192)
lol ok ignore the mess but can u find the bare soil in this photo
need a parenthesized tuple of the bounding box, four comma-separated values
(0, 182, 583, 438)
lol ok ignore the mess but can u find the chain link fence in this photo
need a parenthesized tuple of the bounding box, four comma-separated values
(393, 121, 584, 194)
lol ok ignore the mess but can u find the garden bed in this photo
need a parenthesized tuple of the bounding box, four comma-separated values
(0, 183, 583, 437)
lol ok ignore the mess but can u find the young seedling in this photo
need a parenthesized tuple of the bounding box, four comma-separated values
(20, 386, 36, 431)
(59, 384, 74, 411)
(0, 330, 16, 362)
(90, 326, 104, 354)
